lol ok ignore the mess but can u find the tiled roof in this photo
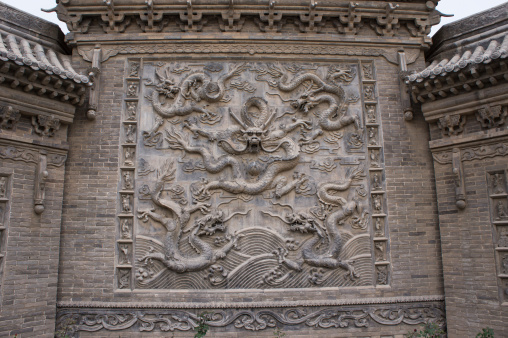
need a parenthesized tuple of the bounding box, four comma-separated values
(0, 32, 90, 85)
(407, 33, 508, 83)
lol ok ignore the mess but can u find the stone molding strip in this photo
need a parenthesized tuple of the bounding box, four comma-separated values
(57, 295, 444, 309)
(77, 43, 420, 65)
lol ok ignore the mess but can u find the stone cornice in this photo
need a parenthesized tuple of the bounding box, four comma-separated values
(50, 0, 437, 47)
(57, 295, 444, 309)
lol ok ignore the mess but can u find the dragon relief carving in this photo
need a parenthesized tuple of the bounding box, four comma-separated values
(133, 61, 378, 289)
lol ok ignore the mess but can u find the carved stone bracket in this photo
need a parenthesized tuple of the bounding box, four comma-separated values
(34, 152, 48, 215)
(452, 148, 466, 210)
(397, 52, 413, 121)
(335, 2, 362, 35)
(137, 0, 169, 32)
(476, 105, 507, 129)
(219, 0, 245, 32)
(56, 300, 445, 335)
(32, 115, 61, 137)
(256, 0, 284, 32)
(0, 105, 20, 130)
(101, 0, 132, 33)
(372, 3, 400, 37)
(51, 1, 437, 48)
(86, 48, 103, 120)
(179, 0, 207, 32)
(297, 0, 324, 33)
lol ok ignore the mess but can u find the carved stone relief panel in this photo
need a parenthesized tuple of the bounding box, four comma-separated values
(0, 174, 10, 293)
(118, 59, 391, 290)
(487, 169, 508, 304)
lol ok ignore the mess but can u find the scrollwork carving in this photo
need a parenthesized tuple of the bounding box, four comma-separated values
(56, 302, 445, 335)
(461, 143, 508, 162)
(0, 145, 38, 164)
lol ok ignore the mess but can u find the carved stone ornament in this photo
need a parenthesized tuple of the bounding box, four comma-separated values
(126, 60, 384, 290)
(34, 153, 48, 214)
(55, 300, 445, 336)
(121, 218, 132, 239)
(437, 114, 466, 136)
(476, 105, 507, 129)
(86, 48, 102, 120)
(491, 173, 506, 194)
(0, 105, 21, 130)
(376, 265, 389, 285)
(0, 176, 7, 199)
(32, 115, 61, 137)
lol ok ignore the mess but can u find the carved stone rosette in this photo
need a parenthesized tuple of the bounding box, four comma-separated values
(115, 59, 392, 291)
(487, 169, 508, 303)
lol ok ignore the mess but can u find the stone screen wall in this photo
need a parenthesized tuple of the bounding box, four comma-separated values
(56, 51, 444, 337)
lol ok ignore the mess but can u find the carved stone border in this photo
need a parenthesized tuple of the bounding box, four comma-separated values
(115, 59, 142, 291)
(486, 169, 508, 305)
(56, 298, 445, 335)
(0, 172, 11, 298)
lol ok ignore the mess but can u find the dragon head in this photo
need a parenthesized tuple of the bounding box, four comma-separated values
(197, 209, 226, 236)
(238, 127, 269, 153)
